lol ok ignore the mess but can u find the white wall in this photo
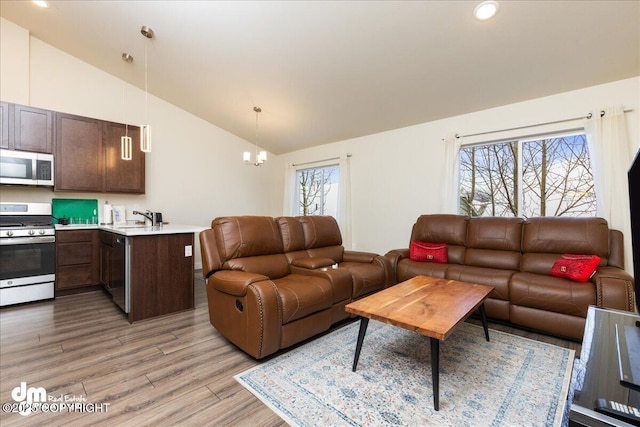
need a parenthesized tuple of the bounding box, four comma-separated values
(0, 18, 29, 104)
(279, 77, 640, 273)
(0, 18, 284, 269)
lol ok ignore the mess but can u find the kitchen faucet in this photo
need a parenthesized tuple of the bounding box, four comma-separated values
(133, 210, 155, 225)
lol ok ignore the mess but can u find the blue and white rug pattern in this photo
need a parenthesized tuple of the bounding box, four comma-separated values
(236, 321, 574, 427)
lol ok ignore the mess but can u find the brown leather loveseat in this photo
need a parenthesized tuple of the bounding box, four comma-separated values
(386, 214, 636, 340)
(200, 215, 391, 359)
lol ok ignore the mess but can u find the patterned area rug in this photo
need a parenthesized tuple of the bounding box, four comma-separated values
(236, 320, 574, 427)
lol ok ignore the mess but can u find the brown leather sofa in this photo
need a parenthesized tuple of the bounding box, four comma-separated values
(200, 215, 391, 359)
(386, 214, 636, 340)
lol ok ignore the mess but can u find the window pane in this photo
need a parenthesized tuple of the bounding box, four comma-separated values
(521, 134, 595, 218)
(458, 132, 595, 218)
(296, 165, 339, 217)
(459, 141, 518, 217)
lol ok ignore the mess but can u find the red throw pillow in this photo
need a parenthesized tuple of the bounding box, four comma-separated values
(550, 254, 601, 283)
(409, 241, 448, 263)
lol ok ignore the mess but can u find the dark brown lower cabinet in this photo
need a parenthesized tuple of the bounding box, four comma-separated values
(128, 233, 195, 322)
(56, 230, 99, 291)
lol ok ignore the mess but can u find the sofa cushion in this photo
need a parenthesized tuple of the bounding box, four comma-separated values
(273, 274, 333, 324)
(467, 217, 523, 251)
(445, 265, 513, 302)
(510, 272, 596, 317)
(463, 217, 523, 271)
(464, 248, 522, 271)
(410, 214, 468, 264)
(396, 259, 448, 282)
(521, 217, 609, 276)
(522, 217, 609, 259)
(276, 216, 306, 252)
(213, 216, 283, 261)
(340, 262, 385, 298)
(298, 216, 343, 249)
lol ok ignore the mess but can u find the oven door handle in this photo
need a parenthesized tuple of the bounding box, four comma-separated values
(0, 236, 55, 245)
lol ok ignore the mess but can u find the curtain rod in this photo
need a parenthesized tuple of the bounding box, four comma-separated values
(292, 153, 351, 167)
(455, 108, 633, 139)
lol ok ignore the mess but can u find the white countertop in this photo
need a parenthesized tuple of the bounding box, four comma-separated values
(55, 223, 206, 236)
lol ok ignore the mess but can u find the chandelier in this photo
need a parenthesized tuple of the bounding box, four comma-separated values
(243, 106, 267, 166)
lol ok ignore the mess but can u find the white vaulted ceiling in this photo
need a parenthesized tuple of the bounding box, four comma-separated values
(1, 1, 638, 154)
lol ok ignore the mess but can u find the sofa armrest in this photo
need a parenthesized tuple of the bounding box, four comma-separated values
(384, 249, 409, 285)
(608, 229, 625, 269)
(344, 250, 377, 263)
(592, 267, 636, 312)
(209, 270, 270, 296)
(291, 257, 335, 269)
(387, 248, 410, 259)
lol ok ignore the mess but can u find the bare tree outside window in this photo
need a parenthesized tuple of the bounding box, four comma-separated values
(521, 135, 595, 217)
(459, 141, 518, 216)
(459, 132, 595, 218)
(296, 165, 339, 216)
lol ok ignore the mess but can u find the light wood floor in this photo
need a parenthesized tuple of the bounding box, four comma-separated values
(0, 274, 580, 426)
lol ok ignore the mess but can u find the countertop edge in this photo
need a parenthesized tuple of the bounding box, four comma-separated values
(55, 224, 207, 236)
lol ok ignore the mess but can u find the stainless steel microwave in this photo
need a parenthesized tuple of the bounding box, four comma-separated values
(0, 149, 54, 186)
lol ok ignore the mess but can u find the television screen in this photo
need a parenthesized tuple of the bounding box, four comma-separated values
(629, 147, 640, 313)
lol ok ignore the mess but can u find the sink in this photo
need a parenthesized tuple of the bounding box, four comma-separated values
(112, 224, 150, 229)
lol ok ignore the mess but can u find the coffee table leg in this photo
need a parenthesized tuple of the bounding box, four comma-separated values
(430, 337, 440, 411)
(352, 317, 369, 372)
(479, 303, 490, 341)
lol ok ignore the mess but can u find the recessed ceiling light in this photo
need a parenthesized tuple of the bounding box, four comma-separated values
(33, 0, 48, 8)
(474, 1, 499, 20)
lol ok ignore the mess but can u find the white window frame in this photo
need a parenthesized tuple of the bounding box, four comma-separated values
(293, 161, 340, 217)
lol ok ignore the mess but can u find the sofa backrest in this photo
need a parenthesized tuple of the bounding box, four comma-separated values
(465, 217, 523, 270)
(276, 216, 309, 263)
(210, 216, 290, 279)
(297, 216, 345, 262)
(410, 214, 468, 264)
(521, 216, 610, 275)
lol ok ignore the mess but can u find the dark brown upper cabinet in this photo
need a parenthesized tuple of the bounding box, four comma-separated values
(103, 121, 145, 194)
(0, 102, 53, 153)
(55, 112, 105, 192)
(54, 112, 146, 194)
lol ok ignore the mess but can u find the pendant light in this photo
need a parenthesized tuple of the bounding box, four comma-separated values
(243, 107, 267, 166)
(121, 53, 134, 160)
(121, 126, 132, 160)
(140, 26, 153, 153)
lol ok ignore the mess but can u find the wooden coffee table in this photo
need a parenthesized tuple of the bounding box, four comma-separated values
(345, 275, 494, 411)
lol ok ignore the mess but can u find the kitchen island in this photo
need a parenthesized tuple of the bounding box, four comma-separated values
(55, 223, 204, 322)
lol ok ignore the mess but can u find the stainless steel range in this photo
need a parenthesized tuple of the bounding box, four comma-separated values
(0, 202, 55, 306)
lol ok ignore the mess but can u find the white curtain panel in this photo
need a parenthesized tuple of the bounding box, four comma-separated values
(282, 163, 296, 215)
(584, 106, 634, 272)
(338, 155, 352, 250)
(440, 133, 462, 213)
